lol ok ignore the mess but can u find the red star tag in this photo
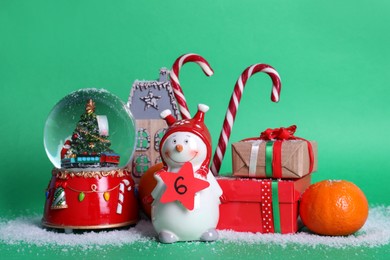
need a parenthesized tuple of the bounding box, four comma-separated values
(158, 162, 210, 210)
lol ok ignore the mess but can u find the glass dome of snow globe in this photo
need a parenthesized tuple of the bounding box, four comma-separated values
(44, 88, 136, 169)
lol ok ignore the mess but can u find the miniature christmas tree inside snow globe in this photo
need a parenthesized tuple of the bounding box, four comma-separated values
(43, 89, 139, 231)
(61, 99, 121, 169)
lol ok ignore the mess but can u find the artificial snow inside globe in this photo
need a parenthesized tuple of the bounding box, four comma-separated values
(42, 89, 139, 231)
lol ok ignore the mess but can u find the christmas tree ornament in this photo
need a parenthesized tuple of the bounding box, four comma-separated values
(78, 192, 85, 202)
(116, 179, 132, 214)
(103, 191, 110, 201)
(42, 88, 139, 230)
(151, 104, 222, 243)
(51, 186, 68, 209)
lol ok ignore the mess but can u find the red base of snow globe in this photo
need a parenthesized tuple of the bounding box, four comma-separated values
(42, 168, 139, 230)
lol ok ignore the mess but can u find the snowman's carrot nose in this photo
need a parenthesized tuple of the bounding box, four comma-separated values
(176, 144, 183, 152)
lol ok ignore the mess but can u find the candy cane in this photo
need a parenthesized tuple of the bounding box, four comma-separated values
(211, 64, 282, 175)
(170, 53, 214, 119)
(116, 179, 132, 214)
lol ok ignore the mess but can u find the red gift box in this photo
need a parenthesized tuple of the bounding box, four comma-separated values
(216, 174, 311, 234)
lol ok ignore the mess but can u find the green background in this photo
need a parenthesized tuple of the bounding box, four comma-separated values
(0, 0, 389, 258)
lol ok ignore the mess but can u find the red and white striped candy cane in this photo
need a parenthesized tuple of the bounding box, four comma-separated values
(170, 53, 214, 119)
(211, 64, 282, 175)
(116, 179, 132, 214)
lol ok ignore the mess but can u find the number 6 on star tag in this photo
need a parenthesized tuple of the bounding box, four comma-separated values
(159, 162, 210, 210)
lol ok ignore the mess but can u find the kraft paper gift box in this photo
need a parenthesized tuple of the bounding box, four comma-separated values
(216, 174, 312, 234)
(232, 125, 318, 179)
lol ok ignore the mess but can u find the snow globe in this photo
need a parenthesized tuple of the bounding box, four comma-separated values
(42, 89, 139, 231)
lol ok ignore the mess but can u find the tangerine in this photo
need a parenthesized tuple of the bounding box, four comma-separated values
(299, 179, 369, 236)
(138, 163, 163, 218)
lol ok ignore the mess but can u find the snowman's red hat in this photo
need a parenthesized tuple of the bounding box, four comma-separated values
(160, 104, 212, 177)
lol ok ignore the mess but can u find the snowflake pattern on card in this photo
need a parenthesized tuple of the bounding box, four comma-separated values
(128, 68, 179, 119)
(140, 90, 162, 111)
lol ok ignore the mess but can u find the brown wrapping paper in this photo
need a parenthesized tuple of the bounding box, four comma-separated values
(232, 140, 317, 179)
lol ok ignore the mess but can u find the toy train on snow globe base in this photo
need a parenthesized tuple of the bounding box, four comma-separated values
(42, 91, 139, 232)
(61, 152, 120, 168)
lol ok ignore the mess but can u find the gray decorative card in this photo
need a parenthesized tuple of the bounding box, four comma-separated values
(128, 68, 179, 119)
(127, 68, 179, 180)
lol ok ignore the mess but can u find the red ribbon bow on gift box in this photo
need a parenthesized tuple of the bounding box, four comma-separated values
(259, 125, 297, 141)
(243, 125, 298, 142)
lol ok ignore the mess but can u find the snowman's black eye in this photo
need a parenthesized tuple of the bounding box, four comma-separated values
(184, 139, 189, 144)
(173, 139, 177, 144)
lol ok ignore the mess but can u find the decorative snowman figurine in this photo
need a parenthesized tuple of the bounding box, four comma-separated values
(151, 104, 222, 243)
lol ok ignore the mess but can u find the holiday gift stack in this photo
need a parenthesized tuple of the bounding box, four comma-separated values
(210, 64, 318, 234)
